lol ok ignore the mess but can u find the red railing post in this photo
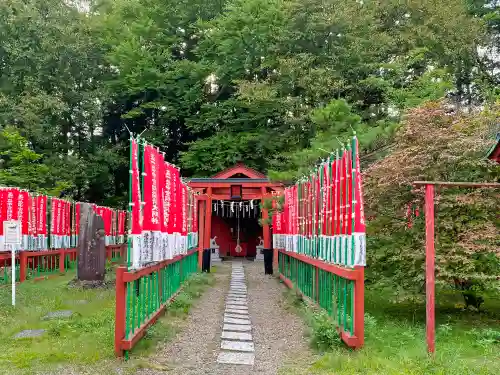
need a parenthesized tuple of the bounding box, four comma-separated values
(59, 249, 65, 274)
(19, 252, 27, 282)
(425, 184, 436, 355)
(115, 266, 127, 357)
(354, 266, 365, 348)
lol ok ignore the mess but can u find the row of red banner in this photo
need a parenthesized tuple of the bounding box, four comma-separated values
(272, 136, 366, 267)
(129, 139, 198, 268)
(0, 187, 126, 251)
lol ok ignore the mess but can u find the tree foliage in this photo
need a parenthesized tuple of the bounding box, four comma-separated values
(364, 101, 500, 301)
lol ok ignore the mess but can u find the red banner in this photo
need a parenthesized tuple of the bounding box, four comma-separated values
(346, 149, 353, 237)
(180, 184, 186, 236)
(51, 198, 58, 236)
(118, 210, 126, 235)
(157, 151, 167, 234)
(18, 190, 29, 236)
(354, 138, 366, 234)
(192, 192, 198, 233)
(61, 199, 67, 238)
(170, 166, 181, 233)
(131, 139, 142, 235)
(36, 195, 47, 236)
(143, 145, 161, 232)
(164, 163, 174, 233)
(75, 203, 81, 236)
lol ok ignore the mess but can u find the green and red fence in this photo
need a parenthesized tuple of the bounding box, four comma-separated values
(114, 135, 200, 357)
(273, 135, 366, 349)
(0, 245, 126, 286)
(114, 249, 198, 357)
(0, 185, 127, 286)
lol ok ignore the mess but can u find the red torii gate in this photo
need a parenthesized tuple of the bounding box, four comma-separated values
(414, 180, 500, 355)
(188, 163, 283, 267)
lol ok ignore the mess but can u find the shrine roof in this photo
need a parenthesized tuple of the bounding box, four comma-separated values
(188, 178, 270, 183)
(210, 163, 267, 179)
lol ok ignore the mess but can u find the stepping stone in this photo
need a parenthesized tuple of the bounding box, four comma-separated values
(225, 308, 249, 314)
(226, 308, 248, 313)
(224, 317, 251, 325)
(226, 305, 248, 311)
(226, 300, 246, 306)
(225, 313, 250, 320)
(226, 298, 247, 305)
(226, 308, 249, 315)
(42, 310, 73, 320)
(221, 340, 255, 352)
(221, 331, 252, 341)
(223, 324, 251, 332)
(217, 352, 255, 365)
(14, 329, 46, 339)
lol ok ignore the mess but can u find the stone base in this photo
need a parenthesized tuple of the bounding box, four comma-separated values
(210, 247, 221, 262)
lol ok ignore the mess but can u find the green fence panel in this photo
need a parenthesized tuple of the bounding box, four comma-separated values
(124, 251, 199, 343)
(26, 253, 60, 279)
(280, 252, 354, 334)
(0, 258, 20, 285)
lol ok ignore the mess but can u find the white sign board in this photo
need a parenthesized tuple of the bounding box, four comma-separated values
(4, 220, 22, 245)
(3, 220, 21, 306)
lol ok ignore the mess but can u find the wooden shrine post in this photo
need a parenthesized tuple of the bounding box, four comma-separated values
(198, 199, 205, 269)
(77, 203, 106, 281)
(204, 187, 213, 251)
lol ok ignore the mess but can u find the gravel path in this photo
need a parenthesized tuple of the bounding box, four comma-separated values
(138, 260, 312, 375)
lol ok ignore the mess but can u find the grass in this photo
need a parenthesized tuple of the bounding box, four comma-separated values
(0, 269, 215, 375)
(280, 285, 500, 375)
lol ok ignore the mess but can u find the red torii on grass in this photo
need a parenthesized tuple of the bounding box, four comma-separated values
(413, 180, 500, 355)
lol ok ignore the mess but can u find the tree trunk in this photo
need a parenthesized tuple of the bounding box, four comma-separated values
(77, 203, 106, 281)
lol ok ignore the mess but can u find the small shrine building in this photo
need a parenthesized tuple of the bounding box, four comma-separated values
(188, 164, 283, 258)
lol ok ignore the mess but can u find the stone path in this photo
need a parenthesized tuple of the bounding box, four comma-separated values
(217, 262, 255, 366)
(136, 261, 313, 375)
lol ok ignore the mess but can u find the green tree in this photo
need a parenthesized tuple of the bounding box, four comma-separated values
(0, 127, 50, 191)
(364, 101, 500, 303)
